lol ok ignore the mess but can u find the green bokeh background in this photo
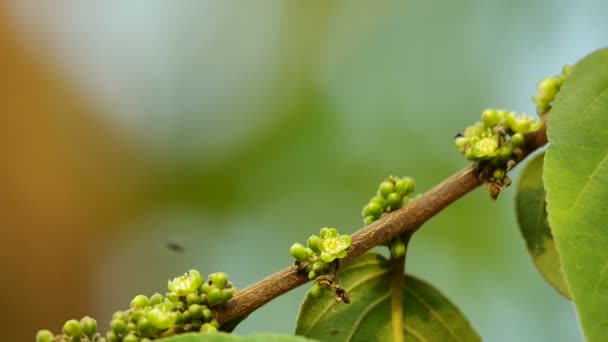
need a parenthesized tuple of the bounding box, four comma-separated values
(2, 1, 605, 341)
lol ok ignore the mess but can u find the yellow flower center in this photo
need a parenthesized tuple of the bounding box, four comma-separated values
(323, 238, 341, 254)
(476, 137, 498, 153)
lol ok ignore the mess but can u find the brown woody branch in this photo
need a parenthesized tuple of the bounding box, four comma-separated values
(216, 116, 549, 330)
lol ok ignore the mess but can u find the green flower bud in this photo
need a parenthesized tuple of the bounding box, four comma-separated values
(481, 109, 500, 128)
(110, 318, 127, 335)
(191, 318, 203, 329)
(493, 168, 506, 181)
(536, 103, 551, 116)
(199, 282, 210, 294)
(189, 304, 203, 319)
(308, 270, 317, 280)
(112, 311, 128, 322)
(80, 316, 97, 338)
(455, 136, 468, 151)
(168, 269, 203, 296)
(130, 310, 143, 323)
(362, 202, 383, 218)
(307, 235, 323, 253)
(150, 293, 164, 306)
(209, 272, 229, 289)
(364, 215, 376, 225)
(106, 331, 119, 342)
(312, 261, 326, 272)
(166, 292, 179, 302)
(63, 319, 82, 338)
(123, 333, 138, 342)
(35, 329, 54, 342)
(290, 243, 309, 262)
(146, 308, 176, 330)
(137, 316, 153, 337)
(390, 239, 406, 258)
(511, 132, 524, 147)
(131, 294, 150, 310)
(498, 146, 513, 160)
(182, 310, 192, 322)
(378, 181, 395, 198)
(395, 177, 415, 196)
(207, 287, 223, 307)
(309, 283, 325, 298)
(221, 288, 235, 303)
(386, 192, 403, 209)
(202, 307, 212, 322)
(370, 196, 387, 209)
(186, 292, 200, 306)
(127, 321, 137, 332)
(200, 323, 218, 333)
(538, 77, 559, 99)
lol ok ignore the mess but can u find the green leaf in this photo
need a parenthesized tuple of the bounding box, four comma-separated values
(295, 253, 480, 342)
(515, 152, 570, 298)
(544, 47, 608, 341)
(156, 332, 318, 342)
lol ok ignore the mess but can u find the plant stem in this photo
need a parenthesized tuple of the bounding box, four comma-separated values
(217, 117, 548, 330)
(389, 232, 413, 342)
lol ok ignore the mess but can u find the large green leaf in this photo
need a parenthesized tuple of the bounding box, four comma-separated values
(544, 47, 608, 341)
(295, 253, 480, 342)
(515, 152, 570, 298)
(156, 332, 318, 342)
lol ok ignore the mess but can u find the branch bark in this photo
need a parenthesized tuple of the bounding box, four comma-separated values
(217, 116, 549, 329)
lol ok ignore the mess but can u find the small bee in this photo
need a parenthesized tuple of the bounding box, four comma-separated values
(165, 241, 185, 253)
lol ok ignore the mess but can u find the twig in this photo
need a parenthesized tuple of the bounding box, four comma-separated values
(217, 116, 549, 329)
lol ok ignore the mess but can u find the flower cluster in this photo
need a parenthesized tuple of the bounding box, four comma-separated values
(361, 176, 415, 225)
(455, 109, 543, 198)
(533, 65, 574, 115)
(290, 227, 352, 300)
(36, 270, 235, 342)
(361, 176, 416, 257)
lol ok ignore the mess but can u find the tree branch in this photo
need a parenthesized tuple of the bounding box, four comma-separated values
(217, 116, 549, 329)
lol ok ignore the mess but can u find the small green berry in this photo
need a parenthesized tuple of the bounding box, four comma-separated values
(209, 272, 229, 289)
(63, 319, 82, 338)
(386, 192, 402, 209)
(200, 323, 218, 333)
(36, 329, 53, 342)
(80, 316, 97, 338)
(290, 243, 309, 262)
(131, 294, 150, 309)
(207, 287, 223, 307)
(379, 181, 395, 198)
(110, 319, 127, 335)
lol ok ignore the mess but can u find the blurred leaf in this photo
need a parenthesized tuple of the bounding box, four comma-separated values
(295, 253, 480, 342)
(157, 332, 317, 342)
(515, 152, 570, 298)
(544, 47, 608, 341)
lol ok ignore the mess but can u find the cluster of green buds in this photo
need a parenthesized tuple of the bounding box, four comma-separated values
(361, 176, 415, 225)
(533, 65, 574, 115)
(290, 227, 352, 301)
(455, 109, 542, 198)
(36, 270, 236, 342)
(36, 317, 99, 342)
(361, 176, 416, 258)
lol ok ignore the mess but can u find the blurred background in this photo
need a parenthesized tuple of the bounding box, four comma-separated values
(1, 1, 605, 341)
